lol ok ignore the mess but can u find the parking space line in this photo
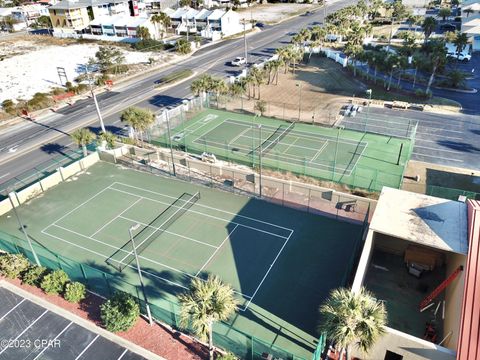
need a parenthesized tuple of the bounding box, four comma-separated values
(74, 334, 100, 360)
(414, 145, 465, 154)
(0, 298, 26, 321)
(413, 152, 464, 163)
(33, 322, 73, 360)
(0, 309, 48, 355)
(117, 349, 129, 360)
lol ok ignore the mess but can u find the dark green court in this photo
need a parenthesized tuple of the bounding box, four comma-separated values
(0, 162, 362, 359)
(151, 108, 412, 192)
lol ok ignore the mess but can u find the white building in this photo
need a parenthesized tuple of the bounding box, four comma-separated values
(8, 4, 50, 26)
(86, 14, 157, 41)
(167, 6, 248, 40)
(461, 1, 480, 51)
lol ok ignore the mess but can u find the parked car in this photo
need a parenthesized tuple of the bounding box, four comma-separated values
(440, 23, 457, 31)
(256, 22, 265, 28)
(231, 57, 247, 66)
(447, 52, 471, 62)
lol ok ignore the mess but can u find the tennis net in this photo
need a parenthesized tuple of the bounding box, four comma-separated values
(108, 192, 200, 271)
(261, 122, 295, 155)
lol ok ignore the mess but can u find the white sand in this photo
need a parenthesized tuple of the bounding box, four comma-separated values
(0, 43, 159, 103)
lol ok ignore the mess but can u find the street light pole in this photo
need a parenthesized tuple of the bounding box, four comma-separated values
(85, 65, 106, 133)
(129, 224, 153, 326)
(258, 125, 263, 198)
(243, 19, 248, 68)
(323, 0, 327, 22)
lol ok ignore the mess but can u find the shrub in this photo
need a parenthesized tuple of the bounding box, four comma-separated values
(1, 99, 16, 115)
(40, 269, 69, 295)
(254, 100, 267, 116)
(0, 253, 30, 279)
(64, 281, 86, 303)
(100, 292, 140, 332)
(217, 353, 237, 360)
(22, 265, 48, 286)
(133, 39, 164, 52)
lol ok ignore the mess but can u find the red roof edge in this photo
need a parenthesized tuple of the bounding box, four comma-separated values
(457, 200, 480, 360)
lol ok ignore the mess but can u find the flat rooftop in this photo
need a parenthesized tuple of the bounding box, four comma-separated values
(370, 187, 468, 255)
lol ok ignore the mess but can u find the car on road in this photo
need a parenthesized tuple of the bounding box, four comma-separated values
(231, 57, 247, 66)
(439, 23, 457, 31)
(304, 11, 313, 16)
(256, 22, 265, 28)
(447, 51, 471, 62)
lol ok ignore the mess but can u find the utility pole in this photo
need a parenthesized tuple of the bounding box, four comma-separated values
(323, 0, 327, 21)
(128, 224, 153, 326)
(296, 83, 302, 121)
(85, 65, 106, 133)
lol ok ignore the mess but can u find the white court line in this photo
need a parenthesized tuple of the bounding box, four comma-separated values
(229, 127, 252, 145)
(242, 229, 294, 311)
(111, 181, 293, 233)
(110, 186, 289, 240)
(311, 140, 329, 162)
(74, 334, 99, 360)
(195, 224, 239, 277)
(191, 118, 247, 145)
(0, 298, 26, 321)
(90, 198, 143, 237)
(282, 137, 300, 154)
(41, 228, 189, 291)
(33, 322, 73, 360)
(51, 185, 112, 226)
(118, 215, 218, 249)
(49, 224, 196, 281)
(117, 349, 128, 360)
(117, 192, 201, 265)
(0, 310, 49, 355)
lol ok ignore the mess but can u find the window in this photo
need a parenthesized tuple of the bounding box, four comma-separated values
(384, 351, 403, 360)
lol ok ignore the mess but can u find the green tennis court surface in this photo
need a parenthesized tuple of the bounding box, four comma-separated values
(0, 162, 362, 359)
(151, 109, 412, 191)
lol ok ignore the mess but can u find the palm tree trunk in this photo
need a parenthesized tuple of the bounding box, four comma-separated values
(258, 85, 261, 99)
(82, 144, 87, 157)
(374, 66, 377, 84)
(353, 57, 357, 77)
(426, 64, 437, 94)
(208, 321, 214, 360)
(412, 66, 418, 89)
(397, 71, 402, 88)
(387, 69, 393, 91)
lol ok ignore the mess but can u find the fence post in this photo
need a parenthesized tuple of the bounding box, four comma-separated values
(56, 255, 63, 270)
(80, 264, 88, 284)
(103, 273, 112, 296)
(307, 188, 311, 212)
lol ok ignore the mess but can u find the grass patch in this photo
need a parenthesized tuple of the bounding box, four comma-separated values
(154, 69, 193, 88)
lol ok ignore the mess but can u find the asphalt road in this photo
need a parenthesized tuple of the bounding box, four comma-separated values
(0, 0, 356, 188)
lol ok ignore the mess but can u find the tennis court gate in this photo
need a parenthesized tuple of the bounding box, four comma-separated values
(0, 228, 307, 360)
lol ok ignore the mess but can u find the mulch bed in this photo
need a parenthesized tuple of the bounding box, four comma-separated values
(2, 276, 208, 360)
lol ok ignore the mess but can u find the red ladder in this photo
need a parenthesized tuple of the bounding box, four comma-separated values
(419, 266, 463, 310)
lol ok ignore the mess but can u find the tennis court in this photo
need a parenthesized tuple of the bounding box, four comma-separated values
(152, 109, 413, 191)
(0, 162, 363, 359)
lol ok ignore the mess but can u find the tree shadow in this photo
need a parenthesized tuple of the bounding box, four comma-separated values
(148, 95, 184, 109)
(437, 140, 480, 153)
(40, 143, 77, 160)
(24, 117, 70, 136)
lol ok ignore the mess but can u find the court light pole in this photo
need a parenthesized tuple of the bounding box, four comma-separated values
(365, 89, 372, 133)
(258, 124, 263, 198)
(296, 83, 302, 121)
(129, 223, 153, 326)
(165, 111, 177, 177)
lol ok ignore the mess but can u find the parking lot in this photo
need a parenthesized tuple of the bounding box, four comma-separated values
(339, 107, 480, 170)
(0, 283, 156, 360)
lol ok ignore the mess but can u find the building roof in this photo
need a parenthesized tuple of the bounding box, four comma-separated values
(90, 14, 150, 27)
(170, 7, 189, 18)
(0, 7, 14, 16)
(457, 200, 480, 360)
(370, 187, 469, 254)
(463, 18, 480, 26)
(464, 25, 480, 34)
(207, 9, 225, 20)
(49, 0, 127, 10)
(194, 8, 212, 20)
(162, 7, 174, 16)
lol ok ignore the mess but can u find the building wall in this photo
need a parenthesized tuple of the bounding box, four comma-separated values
(351, 326, 456, 360)
(91, 2, 129, 18)
(49, 7, 90, 30)
(443, 252, 467, 350)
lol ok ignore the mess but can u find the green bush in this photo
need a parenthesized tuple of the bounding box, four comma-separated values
(133, 39, 164, 52)
(22, 265, 48, 286)
(0, 253, 30, 279)
(1, 99, 16, 115)
(40, 269, 69, 295)
(100, 292, 140, 332)
(64, 281, 86, 303)
(217, 353, 237, 360)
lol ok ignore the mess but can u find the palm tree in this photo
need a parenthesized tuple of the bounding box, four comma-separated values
(422, 17, 437, 44)
(98, 130, 117, 149)
(453, 32, 469, 61)
(191, 74, 213, 96)
(136, 26, 150, 40)
(210, 78, 228, 103)
(151, 12, 171, 39)
(228, 80, 246, 98)
(447, 69, 467, 88)
(120, 107, 155, 145)
(344, 42, 363, 77)
(463, 8, 474, 18)
(275, 47, 290, 74)
(270, 59, 281, 85)
(318, 287, 386, 360)
(438, 7, 451, 22)
(179, 275, 238, 360)
(425, 40, 447, 94)
(71, 128, 95, 157)
(249, 67, 266, 99)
